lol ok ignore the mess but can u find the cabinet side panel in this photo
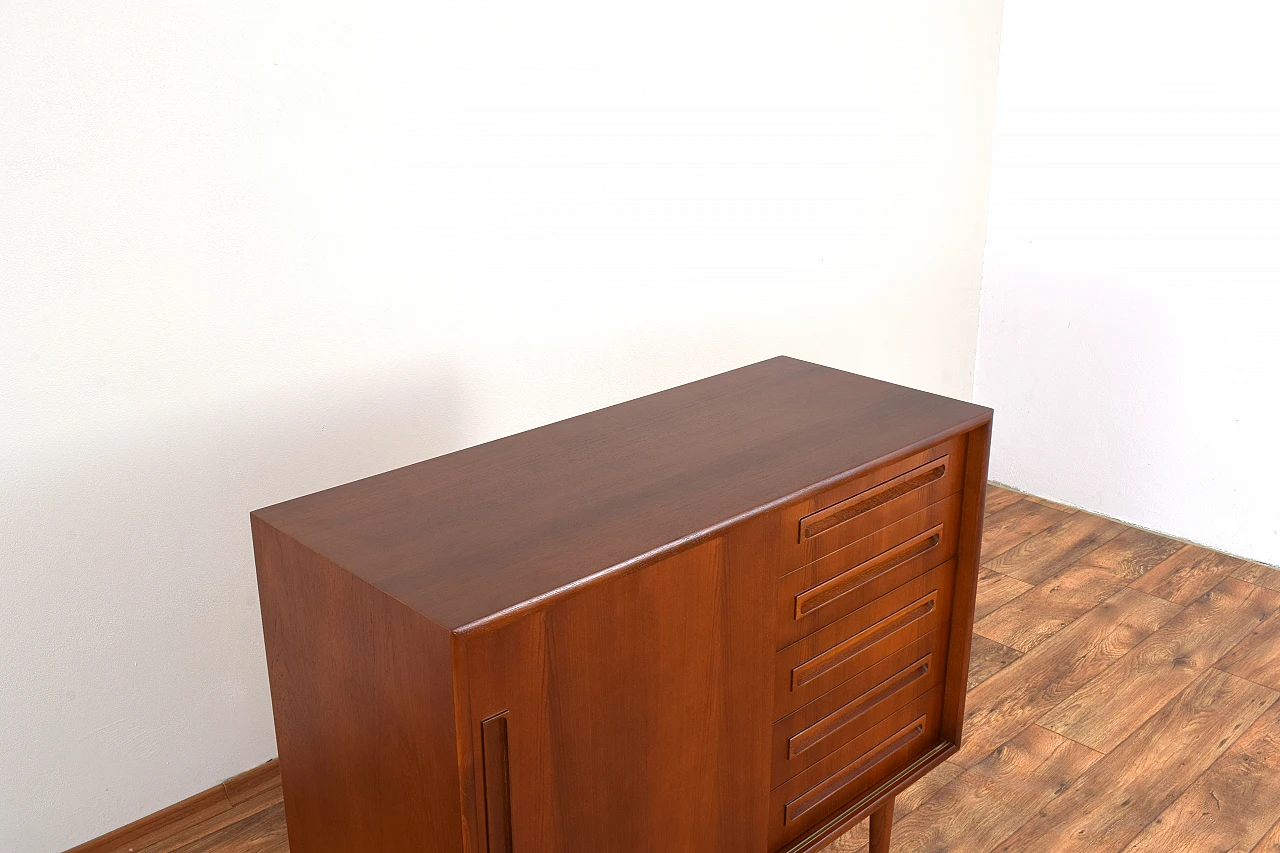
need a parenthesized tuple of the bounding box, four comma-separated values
(941, 421, 992, 742)
(252, 516, 463, 853)
(461, 517, 776, 853)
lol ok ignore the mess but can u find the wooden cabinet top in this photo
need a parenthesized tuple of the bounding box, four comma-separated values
(253, 356, 991, 632)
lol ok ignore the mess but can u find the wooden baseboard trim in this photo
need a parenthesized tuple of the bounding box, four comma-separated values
(221, 759, 281, 807)
(64, 759, 281, 853)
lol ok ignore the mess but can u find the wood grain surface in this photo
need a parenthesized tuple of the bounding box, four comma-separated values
(1038, 578, 1280, 752)
(1237, 560, 1280, 592)
(972, 568, 1032, 621)
(951, 586, 1181, 768)
(460, 523, 775, 852)
(965, 635, 1020, 690)
(252, 356, 990, 631)
(70, 488, 1280, 853)
(1217, 602, 1280, 691)
(973, 562, 1128, 653)
(983, 511, 1127, 585)
(1129, 544, 1247, 605)
(253, 519, 464, 853)
(861, 725, 1102, 853)
(978, 501, 1068, 563)
(996, 668, 1276, 853)
(1079, 527, 1186, 581)
(1022, 495, 1078, 515)
(1253, 820, 1280, 853)
(981, 485, 1024, 518)
(1122, 698, 1280, 853)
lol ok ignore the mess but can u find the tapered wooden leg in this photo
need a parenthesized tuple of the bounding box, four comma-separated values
(869, 796, 895, 853)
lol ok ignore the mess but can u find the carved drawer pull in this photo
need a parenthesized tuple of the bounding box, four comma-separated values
(785, 716, 926, 824)
(791, 592, 938, 690)
(795, 528, 943, 619)
(800, 456, 949, 542)
(788, 655, 932, 759)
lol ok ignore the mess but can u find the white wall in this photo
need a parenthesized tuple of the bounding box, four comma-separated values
(977, 0, 1280, 566)
(0, 2, 1003, 850)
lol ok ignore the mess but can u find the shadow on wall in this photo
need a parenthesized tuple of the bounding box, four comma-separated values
(0, 355, 466, 852)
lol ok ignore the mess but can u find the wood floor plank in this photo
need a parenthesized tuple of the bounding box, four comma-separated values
(1218, 600, 1280, 691)
(974, 563, 1129, 653)
(951, 586, 1182, 768)
(983, 512, 1127, 585)
(994, 668, 1277, 853)
(974, 568, 1034, 622)
(1024, 494, 1078, 515)
(899, 761, 967, 812)
(1040, 578, 1280, 752)
(1253, 819, 1280, 853)
(967, 635, 1021, 690)
(1236, 562, 1280, 593)
(167, 801, 289, 853)
(980, 500, 1069, 563)
(1078, 527, 1186, 581)
(819, 762, 965, 852)
(875, 725, 1100, 853)
(1122, 696, 1280, 853)
(137, 788, 283, 853)
(984, 486, 1024, 517)
(1130, 544, 1247, 606)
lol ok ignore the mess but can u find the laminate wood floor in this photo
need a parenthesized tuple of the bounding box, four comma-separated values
(115, 487, 1280, 853)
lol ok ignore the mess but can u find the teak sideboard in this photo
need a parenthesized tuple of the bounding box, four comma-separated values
(253, 356, 992, 853)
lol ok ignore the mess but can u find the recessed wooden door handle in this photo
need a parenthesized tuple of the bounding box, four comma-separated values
(482, 713, 513, 853)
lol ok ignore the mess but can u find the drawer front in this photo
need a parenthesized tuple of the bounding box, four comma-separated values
(773, 561, 955, 717)
(767, 686, 945, 851)
(780, 434, 966, 574)
(775, 494, 961, 651)
(770, 624, 949, 788)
